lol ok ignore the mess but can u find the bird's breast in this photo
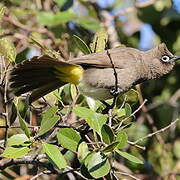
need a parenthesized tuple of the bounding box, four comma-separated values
(77, 80, 113, 100)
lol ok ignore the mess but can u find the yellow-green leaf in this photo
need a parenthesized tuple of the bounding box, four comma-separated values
(90, 28, 108, 53)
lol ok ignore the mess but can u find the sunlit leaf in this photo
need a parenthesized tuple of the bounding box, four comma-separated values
(73, 106, 107, 136)
(0, 37, 16, 62)
(116, 131, 128, 149)
(38, 106, 59, 136)
(37, 10, 76, 26)
(18, 113, 30, 138)
(116, 150, 143, 164)
(2, 147, 30, 158)
(84, 152, 110, 178)
(0, 7, 6, 24)
(7, 134, 30, 146)
(78, 142, 90, 163)
(57, 128, 81, 151)
(43, 143, 67, 169)
(90, 28, 108, 52)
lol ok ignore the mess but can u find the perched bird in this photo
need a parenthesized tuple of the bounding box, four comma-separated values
(9, 43, 179, 103)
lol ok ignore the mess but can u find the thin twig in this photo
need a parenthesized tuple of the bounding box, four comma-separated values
(30, 170, 52, 180)
(127, 141, 146, 150)
(132, 118, 179, 145)
(114, 171, 140, 180)
(118, 99, 147, 128)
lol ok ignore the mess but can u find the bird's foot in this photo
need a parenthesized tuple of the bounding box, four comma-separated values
(110, 86, 122, 97)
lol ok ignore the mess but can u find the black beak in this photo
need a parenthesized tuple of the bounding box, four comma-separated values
(170, 56, 180, 62)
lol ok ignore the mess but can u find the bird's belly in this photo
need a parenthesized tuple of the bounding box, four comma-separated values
(78, 81, 113, 100)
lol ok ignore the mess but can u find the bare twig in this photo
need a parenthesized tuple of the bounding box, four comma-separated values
(114, 171, 140, 180)
(0, 157, 57, 172)
(117, 99, 147, 128)
(30, 170, 52, 180)
(127, 141, 146, 150)
(131, 118, 179, 145)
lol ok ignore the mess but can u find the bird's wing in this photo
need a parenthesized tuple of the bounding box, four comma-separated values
(69, 47, 140, 69)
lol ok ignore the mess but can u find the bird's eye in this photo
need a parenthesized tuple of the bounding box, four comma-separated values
(161, 55, 170, 62)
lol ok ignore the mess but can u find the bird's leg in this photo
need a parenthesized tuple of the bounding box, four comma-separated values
(102, 87, 122, 114)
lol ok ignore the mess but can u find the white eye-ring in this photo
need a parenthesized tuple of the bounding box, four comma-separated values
(161, 55, 170, 62)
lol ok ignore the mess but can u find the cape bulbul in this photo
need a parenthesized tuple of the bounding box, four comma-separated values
(9, 43, 180, 103)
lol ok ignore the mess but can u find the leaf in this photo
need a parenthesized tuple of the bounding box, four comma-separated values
(9, 102, 17, 125)
(101, 124, 114, 144)
(90, 28, 108, 52)
(37, 11, 76, 26)
(54, 0, 66, 7)
(116, 150, 143, 164)
(7, 134, 30, 146)
(118, 89, 139, 104)
(77, 142, 90, 163)
(73, 35, 91, 54)
(84, 152, 110, 178)
(57, 128, 81, 151)
(18, 113, 30, 138)
(85, 97, 102, 111)
(76, 18, 100, 31)
(102, 142, 119, 153)
(38, 106, 59, 136)
(2, 147, 30, 158)
(0, 37, 16, 62)
(0, 7, 6, 24)
(125, 103, 132, 117)
(116, 131, 128, 149)
(73, 106, 107, 136)
(43, 143, 67, 169)
(60, 0, 73, 11)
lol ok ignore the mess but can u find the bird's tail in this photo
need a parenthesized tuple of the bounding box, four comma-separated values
(9, 55, 83, 103)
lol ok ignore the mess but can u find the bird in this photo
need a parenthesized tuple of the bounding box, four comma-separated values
(9, 43, 180, 104)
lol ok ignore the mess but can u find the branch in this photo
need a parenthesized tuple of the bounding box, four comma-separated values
(0, 157, 57, 172)
(131, 118, 179, 145)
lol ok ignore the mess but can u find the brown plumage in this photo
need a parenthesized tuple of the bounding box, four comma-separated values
(9, 43, 179, 103)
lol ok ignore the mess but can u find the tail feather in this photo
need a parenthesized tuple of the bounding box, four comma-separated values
(29, 80, 65, 103)
(9, 55, 69, 103)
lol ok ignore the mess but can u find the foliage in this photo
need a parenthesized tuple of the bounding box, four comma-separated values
(0, 0, 180, 180)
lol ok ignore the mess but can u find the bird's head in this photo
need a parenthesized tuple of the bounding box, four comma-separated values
(145, 43, 180, 79)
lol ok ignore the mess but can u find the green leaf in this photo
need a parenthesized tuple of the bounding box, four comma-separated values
(18, 113, 30, 138)
(116, 150, 143, 164)
(84, 152, 110, 178)
(77, 142, 90, 163)
(73, 35, 91, 54)
(54, 0, 66, 7)
(38, 106, 59, 136)
(57, 128, 81, 151)
(2, 147, 30, 158)
(116, 131, 128, 149)
(37, 10, 76, 26)
(7, 134, 30, 146)
(90, 28, 108, 52)
(0, 37, 16, 62)
(118, 89, 139, 104)
(73, 106, 107, 136)
(0, 7, 6, 24)
(76, 18, 100, 31)
(43, 143, 67, 169)
(116, 108, 126, 118)
(125, 103, 132, 117)
(102, 142, 119, 153)
(101, 124, 114, 144)
(9, 102, 17, 125)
